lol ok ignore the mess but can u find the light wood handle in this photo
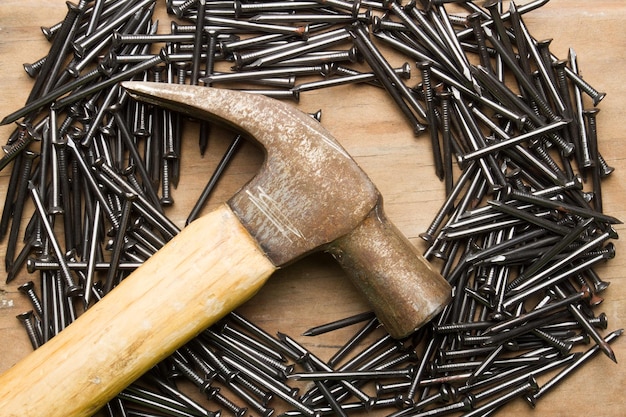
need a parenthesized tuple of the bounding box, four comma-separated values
(0, 204, 276, 417)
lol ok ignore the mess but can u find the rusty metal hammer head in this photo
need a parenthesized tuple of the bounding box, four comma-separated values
(123, 82, 451, 338)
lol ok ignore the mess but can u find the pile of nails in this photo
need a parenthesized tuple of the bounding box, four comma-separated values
(1, 0, 621, 416)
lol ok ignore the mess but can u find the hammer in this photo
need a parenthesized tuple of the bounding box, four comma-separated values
(0, 83, 450, 416)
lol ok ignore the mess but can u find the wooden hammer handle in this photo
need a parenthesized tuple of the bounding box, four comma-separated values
(0, 204, 276, 417)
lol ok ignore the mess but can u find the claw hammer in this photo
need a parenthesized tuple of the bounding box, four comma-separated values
(0, 83, 451, 417)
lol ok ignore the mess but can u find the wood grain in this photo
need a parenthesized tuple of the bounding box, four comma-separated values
(0, 204, 275, 417)
(0, 1, 624, 416)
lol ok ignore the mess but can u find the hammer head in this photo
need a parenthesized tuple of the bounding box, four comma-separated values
(124, 82, 377, 266)
(123, 82, 450, 338)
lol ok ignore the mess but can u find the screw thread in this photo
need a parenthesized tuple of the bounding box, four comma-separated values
(172, 355, 211, 391)
(172, 0, 197, 18)
(18, 283, 44, 317)
(532, 143, 565, 177)
(210, 389, 247, 416)
(533, 328, 573, 355)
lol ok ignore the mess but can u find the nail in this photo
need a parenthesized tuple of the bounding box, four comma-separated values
(16, 310, 42, 350)
(450, 89, 506, 190)
(487, 289, 591, 336)
(504, 217, 594, 290)
(419, 161, 478, 244)
(566, 47, 606, 106)
(526, 329, 622, 406)
(205, 15, 310, 40)
(27, 0, 89, 101)
(466, 12, 492, 73)
(302, 311, 376, 336)
(170, 352, 214, 394)
(428, 4, 476, 88)
(103, 191, 137, 293)
(350, 23, 427, 134)
(247, 28, 350, 68)
(146, 373, 216, 417)
(278, 331, 373, 406)
(289, 368, 414, 381)
(458, 119, 570, 164)
(388, 0, 465, 83)
(462, 376, 538, 417)
(205, 330, 293, 379)
(582, 108, 603, 212)
(417, 61, 444, 180)
(208, 387, 247, 417)
(5, 150, 38, 271)
(118, 384, 206, 417)
(301, 357, 349, 417)
(503, 186, 620, 224)
(554, 284, 617, 363)
(73, 0, 155, 57)
(249, 10, 371, 24)
(229, 312, 301, 361)
(234, 0, 322, 17)
(205, 65, 325, 84)
(509, 229, 613, 294)
(291, 64, 408, 93)
(29, 182, 81, 297)
(514, 6, 567, 115)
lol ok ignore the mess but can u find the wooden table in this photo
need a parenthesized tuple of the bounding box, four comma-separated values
(0, 1, 624, 416)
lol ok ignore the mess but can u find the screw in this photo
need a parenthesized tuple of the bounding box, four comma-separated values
(222, 355, 317, 417)
(207, 387, 247, 417)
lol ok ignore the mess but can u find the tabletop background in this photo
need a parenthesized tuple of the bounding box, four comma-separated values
(0, 0, 624, 416)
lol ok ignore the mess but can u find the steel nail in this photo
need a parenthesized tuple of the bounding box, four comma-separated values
(16, 310, 42, 350)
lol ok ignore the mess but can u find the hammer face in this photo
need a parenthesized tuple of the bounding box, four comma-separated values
(122, 82, 379, 266)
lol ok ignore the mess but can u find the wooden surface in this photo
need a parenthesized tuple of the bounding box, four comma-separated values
(0, 1, 625, 416)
